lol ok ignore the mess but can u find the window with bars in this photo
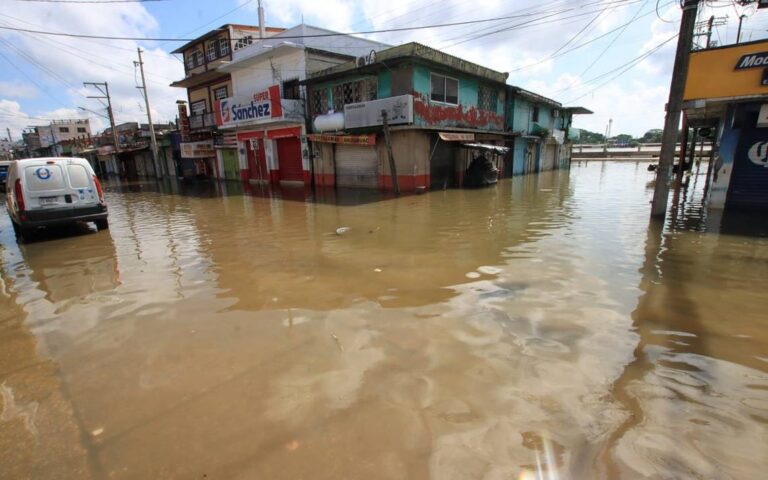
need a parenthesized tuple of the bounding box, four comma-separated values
(213, 86, 228, 100)
(191, 100, 207, 116)
(532, 106, 540, 123)
(206, 41, 217, 62)
(478, 84, 498, 112)
(219, 38, 230, 56)
(311, 88, 329, 117)
(331, 78, 377, 111)
(234, 35, 253, 51)
(186, 50, 204, 70)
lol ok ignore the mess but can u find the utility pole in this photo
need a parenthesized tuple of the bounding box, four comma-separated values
(135, 48, 161, 179)
(651, 0, 700, 219)
(737, 14, 747, 44)
(6, 127, 11, 142)
(381, 110, 399, 196)
(84, 81, 120, 156)
(258, 0, 266, 39)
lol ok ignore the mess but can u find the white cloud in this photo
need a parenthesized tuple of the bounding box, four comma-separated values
(0, 81, 38, 100)
(0, 2, 184, 135)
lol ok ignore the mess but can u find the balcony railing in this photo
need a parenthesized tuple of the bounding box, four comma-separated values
(189, 112, 216, 130)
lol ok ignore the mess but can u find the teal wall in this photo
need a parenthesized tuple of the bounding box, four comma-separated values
(512, 138, 526, 176)
(378, 70, 391, 98)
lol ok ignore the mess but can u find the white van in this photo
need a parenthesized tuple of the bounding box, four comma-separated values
(5, 157, 108, 240)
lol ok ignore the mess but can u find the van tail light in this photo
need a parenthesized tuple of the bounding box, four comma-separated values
(14, 179, 25, 216)
(93, 175, 105, 204)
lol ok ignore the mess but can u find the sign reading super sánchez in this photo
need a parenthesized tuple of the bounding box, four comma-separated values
(215, 85, 283, 128)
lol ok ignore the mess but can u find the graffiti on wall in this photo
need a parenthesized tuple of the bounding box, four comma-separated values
(411, 93, 504, 131)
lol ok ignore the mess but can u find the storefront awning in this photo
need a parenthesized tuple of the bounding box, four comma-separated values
(460, 143, 510, 154)
(307, 133, 376, 146)
(439, 132, 475, 141)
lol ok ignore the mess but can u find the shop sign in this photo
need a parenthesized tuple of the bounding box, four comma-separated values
(439, 132, 475, 141)
(216, 85, 283, 128)
(344, 95, 413, 129)
(735, 51, 768, 70)
(180, 140, 215, 158)
(307, 133, 376, 146)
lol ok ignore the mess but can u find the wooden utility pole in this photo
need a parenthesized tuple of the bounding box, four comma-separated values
(381, 110, 399, 196)
(650, 0, 701, 218)
(135, 48, 161, 179)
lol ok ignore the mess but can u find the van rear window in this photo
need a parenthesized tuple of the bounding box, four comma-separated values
(24, 165, 66, 191)
(67, 164, 91, 188)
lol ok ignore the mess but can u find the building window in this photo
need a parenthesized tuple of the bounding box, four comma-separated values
(206, 41, 217, 62)
(311, 88, 329, 117)
(186, 50, 204, 70)
(430, 73, 458, 105)
(478, 84, 498, 111)
(77, 127, 86, 133)
(282, 79, 301, 100)
(191, 100, 207, 116)
(219, 38, 230, 56)
(532, 106, 540, 123)
(332, 78, 377, 112)
(213, 86, 228, 100)
(59, 127, 69, 133)
(234, 35, 253, 51)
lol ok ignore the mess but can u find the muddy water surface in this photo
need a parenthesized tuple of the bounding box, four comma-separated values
(1, 162, 766, 479)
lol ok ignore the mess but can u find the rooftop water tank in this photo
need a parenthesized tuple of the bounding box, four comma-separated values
(313, 112, 344, 133)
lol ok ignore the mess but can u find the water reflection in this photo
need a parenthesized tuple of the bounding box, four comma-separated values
(0, 161, 766, 479)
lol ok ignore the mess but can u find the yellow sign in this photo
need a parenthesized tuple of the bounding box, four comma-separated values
(685, 40, 768, 101)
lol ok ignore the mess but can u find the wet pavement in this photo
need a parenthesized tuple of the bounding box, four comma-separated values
(0, 161, 766, 479)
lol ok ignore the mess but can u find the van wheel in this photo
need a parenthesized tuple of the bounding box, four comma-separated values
(11, 221, 20, 237)
(95, 218, 109, 230)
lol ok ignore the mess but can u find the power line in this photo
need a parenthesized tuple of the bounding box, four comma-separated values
(12, 0, 167, 3)
(562, 34, 679, 104)
(507, 2, 674, 74)
(579, 0, 650, 77)
(0, 6, 648, 42)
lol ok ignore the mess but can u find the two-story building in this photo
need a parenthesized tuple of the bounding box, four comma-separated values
(171, 23, 284, 180)
(506, 88, 591, 176)
(214, 24, 389, 185)
(306, 42, 514, 191)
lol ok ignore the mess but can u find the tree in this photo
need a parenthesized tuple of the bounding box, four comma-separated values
(578, 129, 605, 144)
(614, 134, 633, 145)
(640, 129, 663, 143)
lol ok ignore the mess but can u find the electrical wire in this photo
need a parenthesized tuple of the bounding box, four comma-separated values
(579, 0, 650, 77)
(562, 33, 679, 103)
(12, 0, 167, 3)
(656, 0, 676, 23)
(0, 5, 647, 42)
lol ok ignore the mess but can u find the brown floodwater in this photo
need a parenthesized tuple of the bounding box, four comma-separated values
(0, 161, 766, 479)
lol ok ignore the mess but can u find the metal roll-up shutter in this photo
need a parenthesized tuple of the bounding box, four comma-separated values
(335, 144, 378, 187)
(727, 127, 768, 210)
(542, 144, 557, 171)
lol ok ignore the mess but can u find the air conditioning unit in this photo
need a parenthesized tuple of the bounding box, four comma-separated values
(356, 57, 366, 68)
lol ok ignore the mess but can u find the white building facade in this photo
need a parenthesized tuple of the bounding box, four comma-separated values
(215, 24, 389, 185)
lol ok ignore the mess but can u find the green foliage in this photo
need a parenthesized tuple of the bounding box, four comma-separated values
(578, 129, 605, 144)
(639, 129, 663, 143)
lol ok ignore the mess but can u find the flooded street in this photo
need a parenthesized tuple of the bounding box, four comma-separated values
(1, 161, 766, 479)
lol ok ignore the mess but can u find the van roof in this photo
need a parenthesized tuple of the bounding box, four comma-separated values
(15, 157, 89, 164)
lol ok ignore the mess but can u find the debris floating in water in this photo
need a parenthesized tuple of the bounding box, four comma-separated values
(92, 428, 104, 436)
(331, 333, 344, 352)
(335, 227, 351, 235)
(374, 268, 382, 273)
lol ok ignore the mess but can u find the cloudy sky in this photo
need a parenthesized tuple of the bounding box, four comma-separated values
(0, 0, 766, 141)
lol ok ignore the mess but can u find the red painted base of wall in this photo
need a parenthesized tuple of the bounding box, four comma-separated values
(240, 169, 249, 181)
(314, 173, 335, 187)
(381, 174, 429, 192)
(303, 170, 311, 184)
(269, 170, 280, 183)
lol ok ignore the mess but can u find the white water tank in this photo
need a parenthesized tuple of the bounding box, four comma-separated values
(313, 112, 344, 133)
